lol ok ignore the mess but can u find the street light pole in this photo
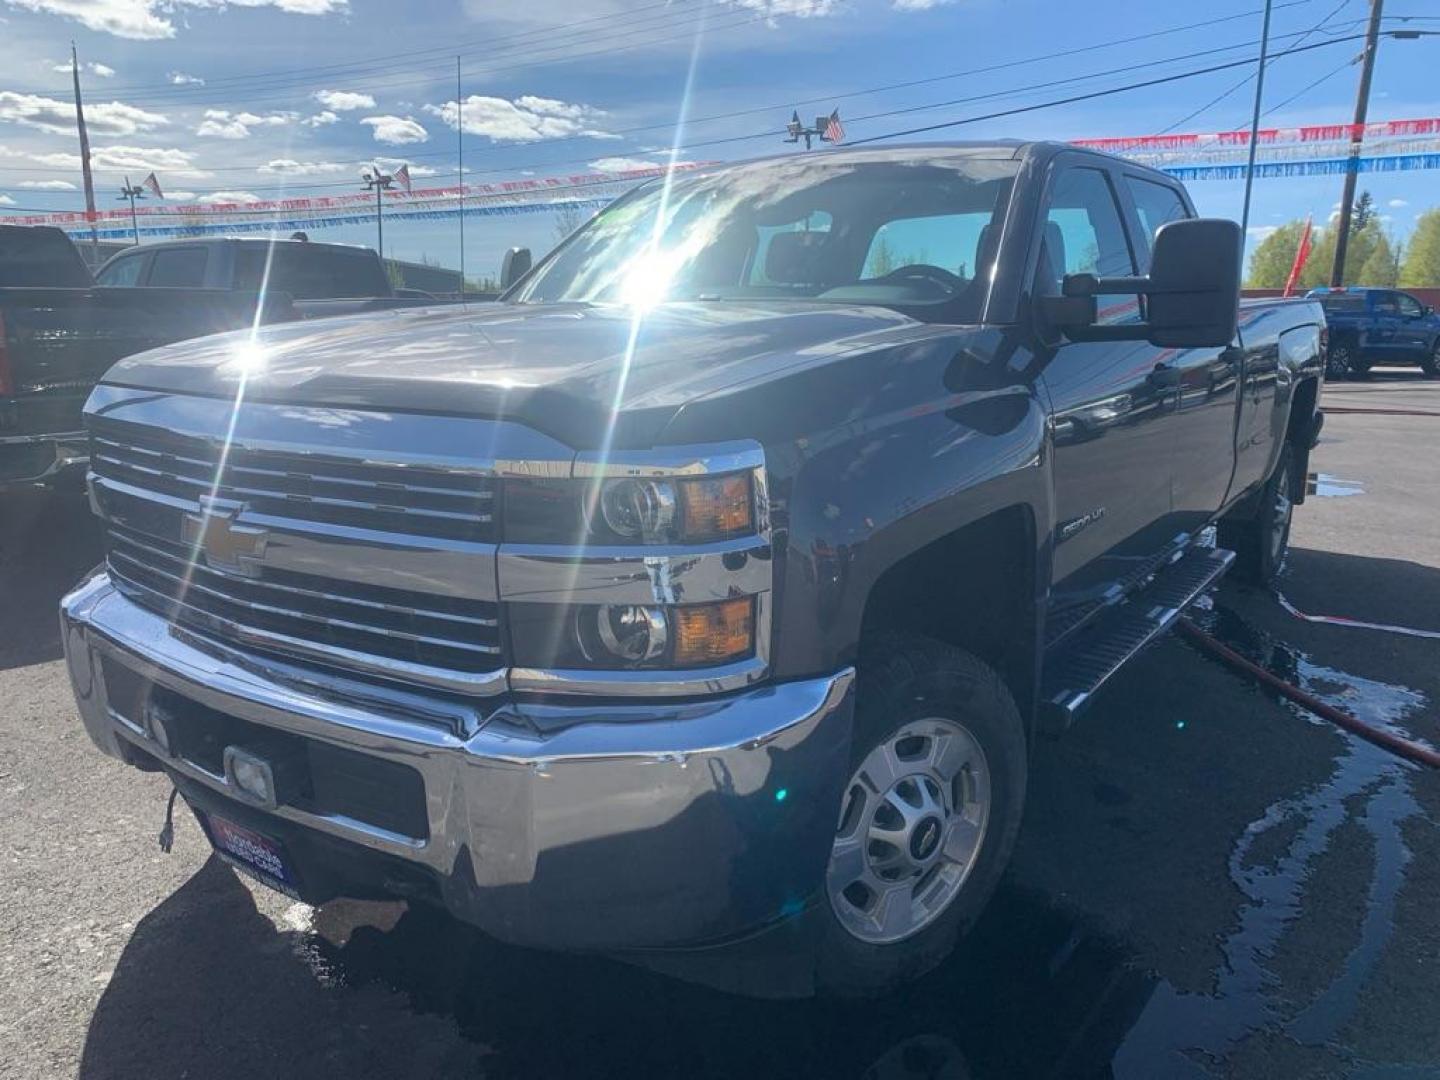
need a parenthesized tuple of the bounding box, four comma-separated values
(1330, 0, 1386, 287)
(361, 169, 395, 259)
(117, 176, 145, 246)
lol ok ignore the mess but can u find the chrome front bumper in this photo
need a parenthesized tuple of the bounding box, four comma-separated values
(62, 572, 856, 950)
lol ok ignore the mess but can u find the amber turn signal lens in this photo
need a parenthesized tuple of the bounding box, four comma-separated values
(673, 597, 755, 667)
(680, 473, 753, 540)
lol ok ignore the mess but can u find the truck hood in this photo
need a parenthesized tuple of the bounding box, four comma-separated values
(100, 300, 949, 447)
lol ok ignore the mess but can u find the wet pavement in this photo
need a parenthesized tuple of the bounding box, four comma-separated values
(2, 369, 1438, 1079)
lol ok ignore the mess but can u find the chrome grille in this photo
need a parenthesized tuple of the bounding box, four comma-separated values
(89, 418, 496, 544)
(105, 521, 502, 676)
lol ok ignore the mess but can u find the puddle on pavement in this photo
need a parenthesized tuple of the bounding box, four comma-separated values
(1307, 472, 1367, 498)
(265, 598, 1428, 1080)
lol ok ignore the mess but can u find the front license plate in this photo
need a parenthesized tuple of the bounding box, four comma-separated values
(202, 813, 301, 899)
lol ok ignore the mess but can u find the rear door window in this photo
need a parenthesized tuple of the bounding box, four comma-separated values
(1318, 294, 1366, 313)
(1123, 176, 1190, 270)
(147, 247, 209, 288)
(267, 246, 389, 298)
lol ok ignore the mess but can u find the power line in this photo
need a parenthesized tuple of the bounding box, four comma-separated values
(1154, 0, 1354, 133)
(844, 31, 1402, 146)
(0, 8, 1349, 193)
(52, 7, 770, 110)
(1263, 54, 1360, 112)
(0, 30, 1303, 199)
(5, 25, 1430, 207)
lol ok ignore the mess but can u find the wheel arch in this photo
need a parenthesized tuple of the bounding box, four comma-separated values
(857, 505, 1041, 735)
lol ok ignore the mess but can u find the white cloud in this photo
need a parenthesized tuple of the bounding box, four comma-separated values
(1388, 198, 1409, 209)
(163, 190, 197, 200)
(375, 156, 436, 176)
(196, 108, 296, 139)
(258, 157, 347, 175)
(724, 0, 838, 16)
(168, 71, 204, 86)
(17, 144, 214, 178)
(0, 91, 167, 136)
(589, 156, 684, 173)
(5, 0, 347, 41)
(360, 115, 427, 145)
(50, 60, 116, 77)
(1246, 225, 1279, 240)
(209, 190, 261, 203)
(0, 194, 15, 205)
(18, 178, 76, 189)
(303, 110, 339, 127)
(425, 94, 612, 143)
(314, 89, 374, 111)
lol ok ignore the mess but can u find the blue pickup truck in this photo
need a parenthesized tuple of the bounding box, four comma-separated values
(1307, 286, 1440, 380)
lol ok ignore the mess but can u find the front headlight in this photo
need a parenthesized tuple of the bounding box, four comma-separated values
(503, 471, 755, 545)
(509, 597, 756, 671)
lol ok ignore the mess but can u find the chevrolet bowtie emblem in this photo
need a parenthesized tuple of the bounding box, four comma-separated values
(182, 500, 268, 578)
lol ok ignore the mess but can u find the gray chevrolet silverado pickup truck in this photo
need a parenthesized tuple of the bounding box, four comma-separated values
(61, 142, 1325, 994)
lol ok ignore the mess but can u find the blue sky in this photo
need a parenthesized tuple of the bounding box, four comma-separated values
(0, 0, 1436, 280)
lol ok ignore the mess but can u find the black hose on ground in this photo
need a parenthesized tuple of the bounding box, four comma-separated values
(1176, 618, 1440, 770)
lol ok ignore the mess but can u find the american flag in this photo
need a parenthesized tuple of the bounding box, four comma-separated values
(822, 110, 844, 144)
(394, 164, 412, 194)
(141, 171, 163, 199)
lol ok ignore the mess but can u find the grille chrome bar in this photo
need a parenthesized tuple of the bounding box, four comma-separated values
(105, 520, 503, 681)
(90, 420, 497, 543)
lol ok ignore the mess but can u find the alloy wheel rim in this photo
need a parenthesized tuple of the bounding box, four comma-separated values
(1328, 347, 1351, 378)
(826, 717, 992, 945)
(1271, 461, 1293, 561)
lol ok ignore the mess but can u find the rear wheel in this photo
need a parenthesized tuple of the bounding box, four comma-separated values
(1326, 341, 1368, 380)
(816, 634, 1026, 996)
(1218, 442, 1294, 586)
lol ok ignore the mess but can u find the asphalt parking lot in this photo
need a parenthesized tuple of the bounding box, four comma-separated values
(2, 370, 1437, 1080)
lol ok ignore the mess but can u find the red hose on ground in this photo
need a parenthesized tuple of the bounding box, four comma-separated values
(1176, 618, 1440, 770)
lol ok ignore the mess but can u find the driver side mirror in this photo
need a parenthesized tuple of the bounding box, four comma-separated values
(500, 247, 533, 291)
(1041, 218, 1241, 348)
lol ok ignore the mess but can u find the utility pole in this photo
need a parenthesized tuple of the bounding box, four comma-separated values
(457, 56, 466, 300)
(1330, 0, 1385, 287)
(361, 169, 395, 259)
(117, 177, 145, 246)
(1238, 0, 1274, 264)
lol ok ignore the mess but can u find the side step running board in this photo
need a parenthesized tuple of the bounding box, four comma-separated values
(1039, 545, 1235, 732)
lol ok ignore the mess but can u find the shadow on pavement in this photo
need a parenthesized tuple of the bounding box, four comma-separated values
(81, 851, 1159, 1080)
(0, 486, 101, 670)
(78, 857, 486, 1080)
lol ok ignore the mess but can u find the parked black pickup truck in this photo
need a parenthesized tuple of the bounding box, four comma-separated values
(61, 143, 1325, 995)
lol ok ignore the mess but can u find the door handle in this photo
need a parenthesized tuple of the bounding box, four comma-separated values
(1148, 363, 1182, 390)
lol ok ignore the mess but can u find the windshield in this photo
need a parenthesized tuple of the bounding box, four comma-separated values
(512, 156, 1019, 322)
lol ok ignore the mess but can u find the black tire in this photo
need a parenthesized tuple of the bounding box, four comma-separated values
(1218, 442, 1295, 587)
(1326, 341, 1368, 381)
(815, 633, 1027, 997)
(1422, 341, 1440, 379)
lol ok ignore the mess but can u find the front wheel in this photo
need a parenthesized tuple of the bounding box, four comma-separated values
(1421, 341, 1440, 379)
(816, 634, 1026, 996)
(1218, 443, 1295, 586)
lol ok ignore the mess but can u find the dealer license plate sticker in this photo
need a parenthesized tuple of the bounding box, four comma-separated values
(203, 813, 301, 899)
